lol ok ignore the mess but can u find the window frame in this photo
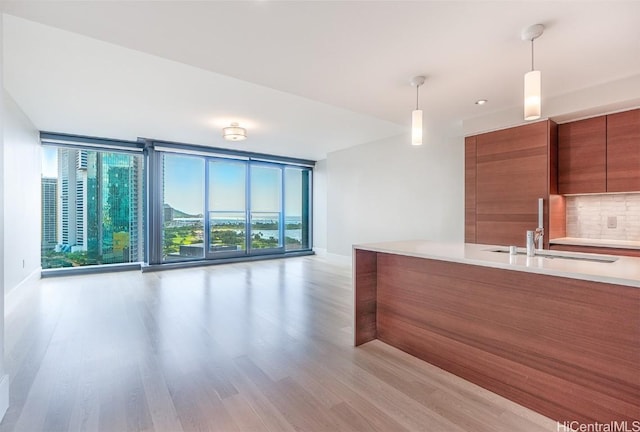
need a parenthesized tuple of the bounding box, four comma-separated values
(40, 132, 314, 272)
(148, 140, 314, 267)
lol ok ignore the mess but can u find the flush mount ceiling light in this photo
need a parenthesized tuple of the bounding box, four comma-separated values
(475, 99, 488, 105)
(222, 122, 247, 141)
(522, 24, 545, 121)
(410, 75, 426, 146)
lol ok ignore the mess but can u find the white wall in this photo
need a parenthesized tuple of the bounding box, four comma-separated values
(312, 159, 327, 250)
(3, 91, 40, 295)
(463, 74, 640, 135)
(326, 124, 464, 256)
(0, 13, 9, 420)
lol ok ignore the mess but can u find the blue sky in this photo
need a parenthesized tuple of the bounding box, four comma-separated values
(42, 147, 58, 177)
(164, 155, 303, 216)
(164, 155, 205, 215)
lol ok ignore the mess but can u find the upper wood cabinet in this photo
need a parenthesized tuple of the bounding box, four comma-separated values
(607, 109, 640, 192)
(470, 121, 556, 247)
(558, 108, 640, 194)
(558, 117, 606, 194)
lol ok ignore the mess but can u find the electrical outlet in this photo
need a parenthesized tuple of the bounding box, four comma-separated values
(607, 216, 617, 229)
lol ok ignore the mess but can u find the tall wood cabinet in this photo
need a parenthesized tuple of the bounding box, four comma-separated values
(465, 120, 559, 247)
(464, 136, 477, 243)
(558, 108, 640, 194)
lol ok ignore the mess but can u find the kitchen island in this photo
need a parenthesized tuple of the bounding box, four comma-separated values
(354, 241, 639, 424)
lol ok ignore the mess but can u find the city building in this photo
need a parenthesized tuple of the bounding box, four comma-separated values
(57, 148, 87, 252)
(56, 149, 144, 263)
(40, 177, 57, 253)
(86, 152, 143, 264)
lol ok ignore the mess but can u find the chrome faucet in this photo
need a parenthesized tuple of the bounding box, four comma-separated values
(526, 227, 544, 257)
(526, 198, 545, 256)
(535, 226, 544, 249)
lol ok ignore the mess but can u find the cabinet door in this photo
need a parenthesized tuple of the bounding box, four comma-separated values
(475, 121, 549, 247)
(607, 109, 640, 192)
(558, 117, 606, 194)
(465, 136, 477, 243)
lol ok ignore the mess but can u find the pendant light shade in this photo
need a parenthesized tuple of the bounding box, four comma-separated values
(412, 109, 423, 146)
(410, 76, 426, 146)
(521, 24, 544, 121)
(524, 70, 541, 121)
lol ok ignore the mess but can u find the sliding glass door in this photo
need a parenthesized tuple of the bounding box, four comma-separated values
(207, 159, 247, 257)
(158, 152, 308, 263)
(162, 154, 205, 262)
(249, 164, 284, 253)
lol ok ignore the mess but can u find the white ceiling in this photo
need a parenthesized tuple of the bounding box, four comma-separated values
(2, 1, 640, 160)
(2, 13, 404, 161)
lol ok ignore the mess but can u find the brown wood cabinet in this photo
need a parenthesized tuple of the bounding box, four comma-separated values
(558, 108, 640, 193)
(466, 109, 638, 248)
(607, 108, 640, 192)
(466, 120, 558, 247)
(464, 136, 477, 243)
(355, 249, 640, 423)
(558, 116, 606, 194)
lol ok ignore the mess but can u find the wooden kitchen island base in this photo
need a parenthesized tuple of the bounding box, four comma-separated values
(354, 248, 640, 424)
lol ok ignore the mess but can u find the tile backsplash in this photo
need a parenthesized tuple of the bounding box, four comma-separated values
(566, 193, 640, 241)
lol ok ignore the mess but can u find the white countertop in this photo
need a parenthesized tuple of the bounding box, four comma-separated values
(353, 240, 640, 288)
(550, 237, 640, 250)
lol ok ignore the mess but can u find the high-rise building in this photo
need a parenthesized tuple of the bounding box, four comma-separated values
(86, 152, 143, 263)
(53, 148, 143, 263)
(57, 148, 87, 251)
(41, 177, 57, 253)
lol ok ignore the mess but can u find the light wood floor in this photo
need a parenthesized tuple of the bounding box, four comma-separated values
(1, 254, 557, 432)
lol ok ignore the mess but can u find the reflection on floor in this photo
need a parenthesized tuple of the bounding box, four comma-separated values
(1, 254, 556, 431)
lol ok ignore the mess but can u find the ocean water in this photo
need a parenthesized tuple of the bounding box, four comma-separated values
(253, 229, 302, 241)
(210, 216, 305, 241)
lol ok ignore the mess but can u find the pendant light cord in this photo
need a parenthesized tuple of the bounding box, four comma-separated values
(531, 39, 535, 71)
(416, 84, 420, 110)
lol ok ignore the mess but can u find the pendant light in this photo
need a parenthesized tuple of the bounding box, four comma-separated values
(521, 24, 544, 121)
(222, 122, 247, 141)
(410, 76, 425, 145)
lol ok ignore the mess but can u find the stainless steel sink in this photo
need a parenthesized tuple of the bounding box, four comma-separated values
(485, 247, 619, 263)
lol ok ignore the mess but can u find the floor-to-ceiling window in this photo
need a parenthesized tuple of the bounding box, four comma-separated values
(207, 159, 248, 257)
(41, 134, 313, 271)
(40, 144, 144, 269)
(162, 154, 205, 262)
(250, 164, 283, 252)
(154, 147, 312, 264)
